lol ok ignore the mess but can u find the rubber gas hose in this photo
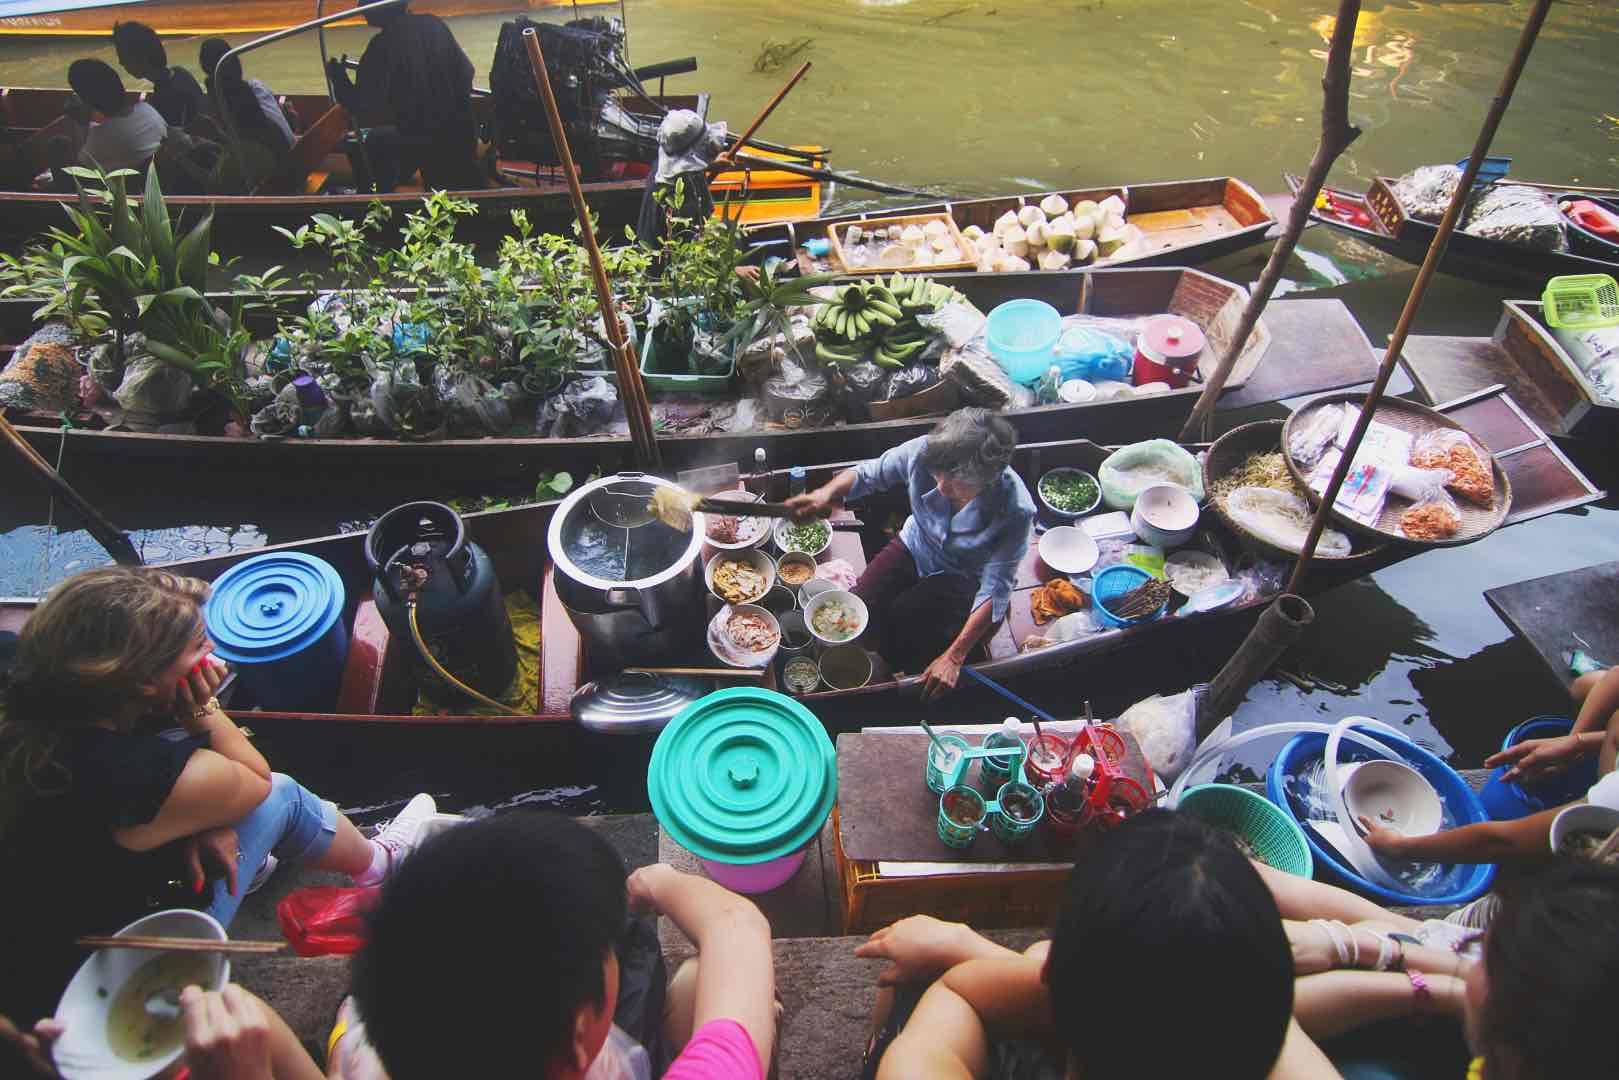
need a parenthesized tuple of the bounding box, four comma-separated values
(406, 598, 521, 716)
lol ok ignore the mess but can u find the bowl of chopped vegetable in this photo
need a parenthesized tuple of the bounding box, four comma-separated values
(803, 589, 869, 646)
(775, 518, 832, 559)
(706, 549, 776, 606)
(1037, 467, 1101, 519)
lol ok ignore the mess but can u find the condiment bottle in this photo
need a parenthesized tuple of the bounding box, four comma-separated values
(1044, 753, 1096, 838)
(978, 718, 1024, 795)
(789, 466, 807, 498)
(752, 447, 770, 500)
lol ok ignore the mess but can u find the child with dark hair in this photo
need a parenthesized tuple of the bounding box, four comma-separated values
(864, 810, 1296, 1079)
(64, 58, 166, 173)
(112, 21, 205, 127)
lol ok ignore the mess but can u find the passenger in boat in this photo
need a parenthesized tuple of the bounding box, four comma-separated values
(324, 0, 484, 192)
(112, 21, 206, 129)
(0, 567, 437, 1029)
(862, 810, 1295, 1078)
(785, 408, 1035, 699)
(198, 39, 295, 157)
(62, 59, 167, 173)
(637, 109, 726, 247)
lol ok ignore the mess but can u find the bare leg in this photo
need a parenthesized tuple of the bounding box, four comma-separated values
(664, 958, 700, 1058)
(1254, 860, 1422, 933)
(310, 815, 377, 878)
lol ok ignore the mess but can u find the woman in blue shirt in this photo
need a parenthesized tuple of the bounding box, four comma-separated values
(785, 408, 1035, 700)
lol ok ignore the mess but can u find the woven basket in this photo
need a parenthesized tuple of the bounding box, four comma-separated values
(1280, 393, 1512, 547)
(1203, 420, 1386, 567)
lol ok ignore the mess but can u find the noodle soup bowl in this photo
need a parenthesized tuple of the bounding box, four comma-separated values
(802, 589, 869, 647)
(54, 909, 230, 1079)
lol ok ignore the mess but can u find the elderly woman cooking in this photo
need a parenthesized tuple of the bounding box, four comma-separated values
(785, 408, 1035, 700)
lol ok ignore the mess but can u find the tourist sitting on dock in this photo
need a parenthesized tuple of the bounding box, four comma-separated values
(786, 407, 1035, 700)
(62, 59, 167, 174)
(0, 567, 437, 1030)
(198, 39, 295, 157)
(324, 0, 485, 192)
(112, 21, 206, 129)
(863, 810, 1295, 1078)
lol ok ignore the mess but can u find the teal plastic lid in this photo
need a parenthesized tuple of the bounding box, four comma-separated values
(205, 552, 345, 664)
(648, 687, 836, 865)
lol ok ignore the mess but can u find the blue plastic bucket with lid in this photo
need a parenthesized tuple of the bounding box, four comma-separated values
(205, 552, 349, 712)
(985, 299, 1061, 384)
(1477, 716, 1596, 820)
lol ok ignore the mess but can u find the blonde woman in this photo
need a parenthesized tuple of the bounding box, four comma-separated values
(0, 567, 434, 1028)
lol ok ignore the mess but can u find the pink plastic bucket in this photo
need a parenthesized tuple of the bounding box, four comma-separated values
(699, 844, 810, 894)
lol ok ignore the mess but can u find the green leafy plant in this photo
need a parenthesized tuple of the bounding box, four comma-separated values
(725, 263, 838, 368)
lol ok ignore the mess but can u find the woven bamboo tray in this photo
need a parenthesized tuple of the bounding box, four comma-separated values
(826, 212, 976, 275)
(1202, 420, 1388, 568)
(1280, 393, 1512, 547)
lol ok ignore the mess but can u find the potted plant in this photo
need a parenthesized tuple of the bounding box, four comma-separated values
(643, 187, 750, 391)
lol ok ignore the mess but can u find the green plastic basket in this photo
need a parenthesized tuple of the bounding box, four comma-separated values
(1176, 784, 1314, 878)
(1541, 274, 1619, 330)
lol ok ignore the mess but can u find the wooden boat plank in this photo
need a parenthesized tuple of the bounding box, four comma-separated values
(1216, 298, 1378, 410)
(1399, 334, 1564, 433)
(1485, 560, 1619, 692)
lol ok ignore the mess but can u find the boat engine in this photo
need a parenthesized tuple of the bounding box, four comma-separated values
(365, 502, 517, 709)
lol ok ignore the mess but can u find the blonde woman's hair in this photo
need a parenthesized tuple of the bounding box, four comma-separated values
(0, 567, 210, 832)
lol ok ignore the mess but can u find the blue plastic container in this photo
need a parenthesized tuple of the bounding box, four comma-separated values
(985, 299, 1061, 384)
(1091, 565, 1168, 629)
(205, 552, 349, 712)
(1478, 716, 1595, 820)
(1266, 726, 1496, 906)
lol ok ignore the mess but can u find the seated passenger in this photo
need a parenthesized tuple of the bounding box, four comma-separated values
(785, 408, 1035, 699)
(324, 0, 484, 192)
(198, 38, 294, 155)
(63, 59, 166, 173)
(112, 21, 205, 128)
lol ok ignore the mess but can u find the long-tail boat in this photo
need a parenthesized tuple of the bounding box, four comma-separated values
(0, 0, 579, 37)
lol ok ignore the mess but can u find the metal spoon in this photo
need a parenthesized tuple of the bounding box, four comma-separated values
(144, 988, 182, 1020)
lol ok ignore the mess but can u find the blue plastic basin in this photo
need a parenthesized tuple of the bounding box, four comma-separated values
(1477, 716, 1595, 820)
(985, 299, 1061, 384)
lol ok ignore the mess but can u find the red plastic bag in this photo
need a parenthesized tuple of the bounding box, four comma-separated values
(277, 886, 379, 957)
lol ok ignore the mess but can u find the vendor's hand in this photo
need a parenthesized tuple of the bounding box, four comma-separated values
(0, 1014, 63, 1077)
(919, 653, 964, 703)
(176, 656, 227, 715)
(62, 93, 90, 125)
(734, 265, 760, 283)
(784, 490, 839, 523)
(854, 916, 980, 986)
(1484, 734, 1586, 783)
(625, 864, 674, 916)
(1358, 817, 1411, 858)
(180, 986, 273, 1080)
(183, 826, 240, 897)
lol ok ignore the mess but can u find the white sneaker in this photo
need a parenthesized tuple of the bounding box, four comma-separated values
(371, 793, 437, 880)
(245, 854, 278, 895)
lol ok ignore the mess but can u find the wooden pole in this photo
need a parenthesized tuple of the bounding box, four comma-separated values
(1285, 0, 1552, 596)
(522, 27, 660, 467)
(0, 416, 141, 566)
(1198, 594, 1314, 735)
(1180, 0, 1363, 442)
(713, 61, 811, 168)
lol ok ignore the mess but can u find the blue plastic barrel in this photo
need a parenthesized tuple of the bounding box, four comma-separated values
(1477, 716, 1595, 821)
(205, 553, 348, 712)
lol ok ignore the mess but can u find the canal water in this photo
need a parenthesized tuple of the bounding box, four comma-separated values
(3, 0, 1617, 815)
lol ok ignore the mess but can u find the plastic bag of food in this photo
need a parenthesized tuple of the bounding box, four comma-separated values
(1392, 165, 1462, 222)
(1225, 486, 1352, 557)
(1052, 323, 1134, 384)
(836, 359, 888, 422)
(1463, 184, 1567, 252)
(940, 338, 1017, 409)
(1387, 464, 1454, 503)
(1287, 402, 1344, 470)
(813, 558, 860, 590)
(367, 357, 443, 438)
(1022, 608, 1099, 650)
(1306, 451, 1390, 528)
(277, 885, 378, 957)
(1589, 359, 1619, 406)
(1410, 428, 1494, 506)
(1398, 486, 1462, 542)
(881, 362, 943, 401)
(1231, 555, 1289, 602)
(918, 297, 987, 348)
(0, 324, 80, 413)
(1099, 439, 1205, 510)
(435, 367, 513, 436)
(1118, 689, 1197, 782)
(1551, 324, 1619, 380)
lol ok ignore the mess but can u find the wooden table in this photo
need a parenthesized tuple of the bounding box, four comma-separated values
(1485, 560, 1619, 691)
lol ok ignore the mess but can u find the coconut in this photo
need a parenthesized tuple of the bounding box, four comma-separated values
(993, 210, 1020, 238)
(887, 224, 904, 242)
(1046, 218, 1077, 253)
(901, 224, 927, 248)
(1073, 200, 1100, 218)
(1038, 249, 1072, 271)
(1001, 254, 1032, 272)
(1098, 194, 1126, 220)
(1096, 224, 1132, 258)
(1002, 224, 1029, 257)
(878, 244, 912, 268)
(845, 225, 863, 246)
(961, 224, 986, 242)
(1072, 238, 1097, 263)
(1040, 194, 1070, 218)
(1071, 212, 1097, 241)
(1025, 221, 1048, 251)
(923, 219, 950, 240)
(1017, 205, 1046, 229)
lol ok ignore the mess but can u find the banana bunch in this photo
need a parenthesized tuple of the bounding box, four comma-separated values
(885, 272, 958, 317)
(811, 274, 961, 368)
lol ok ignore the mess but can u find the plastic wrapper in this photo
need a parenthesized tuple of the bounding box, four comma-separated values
(1410, 428, 1494, 506)
(940, 338, 1017, 409)
(1118, 689, 1198, 782)
(762, 353, 832, 427)
(1099, 439, 1205, 510)
(918, 298, 988, 349)
(1231, 556, 1289, 603)
(277, 885, 378, 956)
(880, 362, 942, 401)
(1052, 322, 1134, 384)
(813, 558, 860, 590)
(1021, 609, 1099, 650)
(1392, 165, 1462, 222)
(435, 367, 514, 436)
(1388, 464, 1454, 503)
(1463, 184, 1567, 252)
(537, 375, 617, 438)
(706, 605, 779, 669)
(112, 349, 195, 432)
(1399, 486, 1462, 542)
(367, 357, 443, 439)
(0, 323, 80, 412)
(1551, 324, 1619, 389)
(250, 383, 301, 437)
(1306, 451, 1390, 528)
(1589, 359, 1619, 406)
(1288, 402, 1344, 470)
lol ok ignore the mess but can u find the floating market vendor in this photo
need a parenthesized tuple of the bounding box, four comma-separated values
(636, 107, 728, 247)
(785, 408, 1034, 700)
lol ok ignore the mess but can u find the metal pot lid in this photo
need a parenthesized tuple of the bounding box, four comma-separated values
(648, 687, 836, 864)
(570, 670, 708, 735)
(548, 473, 705, 590)
(205, 553, 345, 663)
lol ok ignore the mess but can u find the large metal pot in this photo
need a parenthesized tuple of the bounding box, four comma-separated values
(548, 472, 708, 665)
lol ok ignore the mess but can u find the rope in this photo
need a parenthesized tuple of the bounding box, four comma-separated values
(406, 599, 521, 715)
(35, 423, 69, 595)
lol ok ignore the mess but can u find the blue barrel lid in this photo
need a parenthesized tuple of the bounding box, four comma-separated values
(205, 552, 346, 664)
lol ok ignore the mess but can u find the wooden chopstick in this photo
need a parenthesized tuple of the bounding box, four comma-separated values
(76, 936, 285, 954)
(626, 666, 767, 678)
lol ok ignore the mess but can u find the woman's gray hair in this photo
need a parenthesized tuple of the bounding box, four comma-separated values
(918, 407, 1017, 487)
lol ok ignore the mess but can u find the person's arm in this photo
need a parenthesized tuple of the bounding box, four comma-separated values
(1268, 1017, 1344, 1080)
(1360, 805, 1563, 865)
(1571, 666, 1619, 738)
(784, 468, 856, 522)
(1291, 971, 1465, 1042)
(854, 915, 1028, 986)
(627, 864, 774, 1075)
(112, 749, 271, 852)
(876, 953, 1052, 1080)
(920, 600, 995, 702)
(178, 657, 271, 781)
(1484, 730, 1604, 783)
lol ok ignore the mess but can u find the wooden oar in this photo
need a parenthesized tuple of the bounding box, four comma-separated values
(713, 61, 812, 168)
(77, 936, 284, 955)
(0, 414, 141, 566)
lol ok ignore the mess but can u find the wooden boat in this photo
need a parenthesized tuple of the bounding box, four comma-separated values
(1284, 172, 1619, 287)
(0, 266, 1384, 489)
(3, 386, 1592, 727)
(1401, 299, 1619, 444)
(745, 176, 1277, 279)
(0, 0, 587, 37)
(0, 86, 824, 245)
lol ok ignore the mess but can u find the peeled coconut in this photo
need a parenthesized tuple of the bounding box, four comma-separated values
(901, 223, 927, 248)
(1002, 224, 1029, 257)
(1001, 254, 1032, 272)
(1073, 199, 1100, 218)
(1071, 212, 1097, 241)
(1017, 204, 1046, 229)
(993, 209, 1020, 237)
(1096, 224, 1132, 258)
(1098, 194, 1126, 220)
(1038, 249, 1072, 271)
(1045, 218, 1077, 253)
(923, 219, 950, 240)
(961, 224, 986, 242)
(1025, 221, 1048, 251)
(1040, 193, 1070, 219)
(1072, 237, 1097, 263)
(878, 244, 912, 267)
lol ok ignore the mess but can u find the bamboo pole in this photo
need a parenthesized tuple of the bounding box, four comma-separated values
(522, 27, 659, 466)
(1286, 0, 1553, 596)
(712, 61, 812, 168)
(0, 415, 141, 566)
(1180, 0, 1363, 442)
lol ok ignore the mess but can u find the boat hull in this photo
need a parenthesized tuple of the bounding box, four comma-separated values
(0, 0, 582, 37)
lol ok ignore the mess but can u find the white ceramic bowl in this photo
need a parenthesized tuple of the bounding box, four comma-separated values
(1549, 803, 1619, 855)
(774, 518, 833, 559)
(1058, 379, 1096, 404)
(707, 603, 782, 668)
(701, 490, 773, 551)
(53, 909, 230, 1080)
(705, 548, 776, 606)
(1344, 759, 1443, 838)
(1130, 483, 1200, 549)
(802, 588, 870, 647)
(1036, 467, 1102, 519)
(1037, 525, 1100, 575)
(797, 577, 837, 608)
